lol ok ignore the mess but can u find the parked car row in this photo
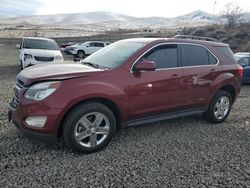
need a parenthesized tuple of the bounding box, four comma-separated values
(16, 37, 111, 70)
(10, 35, 243, 153)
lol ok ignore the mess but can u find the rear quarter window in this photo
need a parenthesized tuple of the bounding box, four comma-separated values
(181, 44, 218, 67)
(215, 46, 237, 64)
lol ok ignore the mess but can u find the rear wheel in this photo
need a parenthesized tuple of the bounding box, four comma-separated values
(77, 50, 85, 58)
(204, 90, 232, 123)
(63, 102, 116, 153)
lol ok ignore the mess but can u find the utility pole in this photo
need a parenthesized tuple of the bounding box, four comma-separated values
(213, 1, 217, 22)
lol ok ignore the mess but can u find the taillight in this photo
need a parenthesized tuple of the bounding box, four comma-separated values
(238, 65, 243, 77)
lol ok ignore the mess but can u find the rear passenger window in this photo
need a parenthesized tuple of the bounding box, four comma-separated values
(142, 44, 178, 69)
(238, 57, 250, 66)
(94, 43, 105, 47)
(209, 52, 218, 64)
(182, 44, 209, 66)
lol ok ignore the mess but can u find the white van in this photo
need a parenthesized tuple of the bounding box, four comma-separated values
(17, 37, 64, 69)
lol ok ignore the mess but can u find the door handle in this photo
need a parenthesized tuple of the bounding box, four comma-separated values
(171, 74, 178, 81)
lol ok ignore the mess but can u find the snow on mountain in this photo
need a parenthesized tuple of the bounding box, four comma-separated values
(0, 11, 135, 25)
(176, 10, 216, 22)
(0, 10, 249, 29)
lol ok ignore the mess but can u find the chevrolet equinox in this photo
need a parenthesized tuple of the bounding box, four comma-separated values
(9, 37, 243, 153)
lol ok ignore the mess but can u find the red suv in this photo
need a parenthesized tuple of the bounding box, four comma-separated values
(9, 36, 243, 153)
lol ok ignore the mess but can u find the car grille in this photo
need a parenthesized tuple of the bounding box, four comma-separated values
(16, 80, 25, 90)
(34, 56, 54, 62)
(10, 80, 27, 110)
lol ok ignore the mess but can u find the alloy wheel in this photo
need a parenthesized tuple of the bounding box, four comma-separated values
(74, 112, 110, 147)
(214, 96, 230, 120)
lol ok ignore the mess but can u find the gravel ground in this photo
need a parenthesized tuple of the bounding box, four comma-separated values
(0, 45, 250, 187)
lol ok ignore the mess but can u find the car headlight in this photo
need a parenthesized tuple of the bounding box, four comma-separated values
(25, 81, 61, 101)
(24, 54, 33, 61)
(54, 55, 63, 61)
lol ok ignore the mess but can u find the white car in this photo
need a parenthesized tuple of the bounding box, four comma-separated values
(71, 41, 110, 58)
(17, 37, 64, 69)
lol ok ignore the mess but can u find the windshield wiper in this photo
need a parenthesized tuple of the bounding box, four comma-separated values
(82, 62, 100, 69)
(81, 61, 110, 70)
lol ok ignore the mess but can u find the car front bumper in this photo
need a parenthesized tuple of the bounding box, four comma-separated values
(8, 98, 62, 144)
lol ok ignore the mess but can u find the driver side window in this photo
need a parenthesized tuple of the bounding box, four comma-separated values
(141, 44, 178, 69)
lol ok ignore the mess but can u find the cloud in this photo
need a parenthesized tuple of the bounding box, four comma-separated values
(0, 0, 43, 16)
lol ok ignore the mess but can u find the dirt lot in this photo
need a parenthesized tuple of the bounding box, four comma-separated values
(0, 45, 250, 187)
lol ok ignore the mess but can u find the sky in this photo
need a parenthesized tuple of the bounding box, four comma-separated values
(0, 0, 250, 18)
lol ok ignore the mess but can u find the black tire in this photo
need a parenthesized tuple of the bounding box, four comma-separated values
(204, 90, 232, 123)
(63, 102, 116, 153)
(20, 60, 24, 70)
(77, 50, 85, 58)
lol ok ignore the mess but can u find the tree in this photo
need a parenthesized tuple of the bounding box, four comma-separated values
(221, 3, 243, 28)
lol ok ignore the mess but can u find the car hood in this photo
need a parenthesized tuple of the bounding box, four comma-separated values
(23, 49, 61, 57)
(17, 63, 104, 86)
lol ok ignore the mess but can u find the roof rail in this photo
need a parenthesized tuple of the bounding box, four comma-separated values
(174, 35, 217, 42)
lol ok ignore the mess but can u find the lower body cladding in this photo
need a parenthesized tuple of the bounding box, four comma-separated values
(8, 99, 63, 144)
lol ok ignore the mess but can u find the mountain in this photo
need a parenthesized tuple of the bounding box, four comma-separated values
(0, 11, 135, 25)
(177, 10, 216, 22)
(0, 10, 249, 29)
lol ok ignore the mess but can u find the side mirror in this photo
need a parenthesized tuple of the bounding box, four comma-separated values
(16, 44, 21, 49)
(134, 60, 156, 72)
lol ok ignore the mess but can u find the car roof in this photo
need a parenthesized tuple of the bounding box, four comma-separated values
(120, 38, 228, 47)
(235, 52, 250, 56)
(23, 37, 55, 41)
(84, 41, 109, 43)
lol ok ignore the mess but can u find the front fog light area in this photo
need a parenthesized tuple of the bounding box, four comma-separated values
(25, 116, 47, 128)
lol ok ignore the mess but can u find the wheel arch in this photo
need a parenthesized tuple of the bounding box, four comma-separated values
(77, 49, 85, 55)
(219, 85, 236, 102)
(57, 97, 122, 138)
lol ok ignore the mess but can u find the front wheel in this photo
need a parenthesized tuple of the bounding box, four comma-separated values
(77, 50, 85, 58)
(204, 90, 232, 123)
(63, 102, 116, 153)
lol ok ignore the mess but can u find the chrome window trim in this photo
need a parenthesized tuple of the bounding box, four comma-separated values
(130, 42, 220, 73)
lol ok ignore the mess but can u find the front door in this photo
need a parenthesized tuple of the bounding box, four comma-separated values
(128, 44, 183, 120)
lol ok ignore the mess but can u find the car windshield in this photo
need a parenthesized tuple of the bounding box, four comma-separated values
(81, 40, 147, 69)
(23, 39, 59, 50)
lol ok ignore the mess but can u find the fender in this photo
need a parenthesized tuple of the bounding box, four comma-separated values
(209, 72, 238, 104)
(51, 79, 129, 132)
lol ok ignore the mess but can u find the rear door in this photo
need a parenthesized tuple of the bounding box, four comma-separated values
(180, 44, 221, 108)
(91, 42, 105, 54)
(128, 44, 183, 120)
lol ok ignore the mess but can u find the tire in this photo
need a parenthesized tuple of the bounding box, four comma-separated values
(77, 50, 85, 58)
(20, 60, 24, 70)
(204, 90, 232, 123)
(63, 102, 116, 153)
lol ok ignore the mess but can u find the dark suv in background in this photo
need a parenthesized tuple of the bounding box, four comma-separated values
(9, 35, 243, 153)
